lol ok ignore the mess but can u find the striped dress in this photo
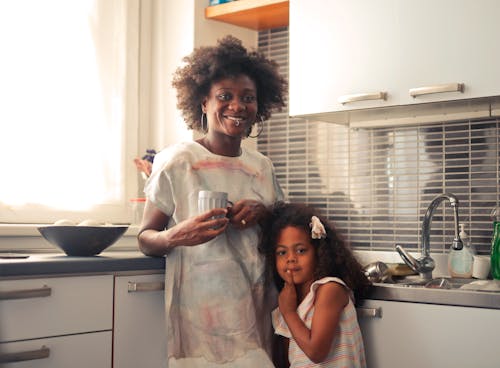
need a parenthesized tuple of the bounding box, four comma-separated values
(272, 277, 366, 368)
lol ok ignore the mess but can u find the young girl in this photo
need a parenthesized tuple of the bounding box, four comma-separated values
(259, 202, 371, 368)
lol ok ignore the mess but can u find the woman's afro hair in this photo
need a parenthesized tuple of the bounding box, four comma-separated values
(172, 35, 287, 132)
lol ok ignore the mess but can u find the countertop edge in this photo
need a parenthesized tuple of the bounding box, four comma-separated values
(0, 251, 165, 278)
(366, 283, 500, 310)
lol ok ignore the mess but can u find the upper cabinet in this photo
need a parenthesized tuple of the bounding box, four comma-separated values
(205, 0, 289, 30)
(289, 0, 500, 121)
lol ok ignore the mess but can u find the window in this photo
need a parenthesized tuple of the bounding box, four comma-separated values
(0, 0, 140, 224)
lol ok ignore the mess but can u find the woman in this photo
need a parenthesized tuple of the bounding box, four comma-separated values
(138, 35, 287, 367)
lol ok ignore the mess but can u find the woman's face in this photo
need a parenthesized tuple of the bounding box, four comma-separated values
(275, 226, 317, 289)
(202, 74, 258, 138)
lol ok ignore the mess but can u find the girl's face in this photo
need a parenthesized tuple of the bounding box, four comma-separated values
(202, 74, 258, 138)
(275, 226, 317, 289)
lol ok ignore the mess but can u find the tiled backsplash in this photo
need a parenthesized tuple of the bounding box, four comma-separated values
(257, 28, 500, 255)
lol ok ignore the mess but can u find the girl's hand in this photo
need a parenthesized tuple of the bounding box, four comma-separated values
(279, 270, 298, 316)
(227, 199, 266, 229)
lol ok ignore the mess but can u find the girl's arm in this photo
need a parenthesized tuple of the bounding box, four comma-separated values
(280, 279, 348, 363)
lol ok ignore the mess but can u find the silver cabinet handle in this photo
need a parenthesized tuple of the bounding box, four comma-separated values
(127, 281, 164, 292)
(338, 92, 387, 105)
(409, 82, 464, 97)
(0, 346, 50, 363)
(0, 285, 51, 300)
(356, 307, 382, 318)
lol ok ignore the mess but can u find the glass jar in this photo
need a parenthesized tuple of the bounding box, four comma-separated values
(129, 198, 146, 225)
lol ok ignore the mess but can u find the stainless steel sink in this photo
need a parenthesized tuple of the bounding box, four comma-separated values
(381, 276, 474, 289)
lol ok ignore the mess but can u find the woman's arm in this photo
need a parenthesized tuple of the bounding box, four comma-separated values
(137, 199, 229, 256)
(280, 281, 348, 363)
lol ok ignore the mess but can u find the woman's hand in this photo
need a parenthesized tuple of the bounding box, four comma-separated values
(227, 199, 267, 229)
(138, 201, 229, 256)
(166, 208, 229, 247)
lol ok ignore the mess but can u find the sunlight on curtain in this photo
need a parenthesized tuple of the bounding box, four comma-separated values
(0, 0, 137, 223)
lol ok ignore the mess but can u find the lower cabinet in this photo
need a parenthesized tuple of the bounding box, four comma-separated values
(113, 273, 167, 368)
(0, 275, 113, 367)
(357, 299, 500, 368)
(0, 331, 111, 368)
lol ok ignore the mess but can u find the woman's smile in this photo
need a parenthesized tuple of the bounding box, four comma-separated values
(224, 115, 248, 127)
(203, 74, 258, 138)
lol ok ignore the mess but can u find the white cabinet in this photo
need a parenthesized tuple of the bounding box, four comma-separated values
(0, 332, 111, 368)
(0, 275, 113, 367)
(113, 274, 167, 368)
(357, 299, 500, 368)
(289, 0, 500, 117)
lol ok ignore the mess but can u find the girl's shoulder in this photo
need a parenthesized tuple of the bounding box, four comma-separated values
(311, 277, 348, 292)
(297, 278, 350, 318)
(314, 280, 350, 306)
(308, 277, 352, 303)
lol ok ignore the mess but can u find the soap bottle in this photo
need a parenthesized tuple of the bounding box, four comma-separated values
(448, 224, 475, 278)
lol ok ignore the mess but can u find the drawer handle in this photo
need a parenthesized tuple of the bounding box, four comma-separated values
(0, 285, 51, 300)
(356, 307, 382, 318)
(0, 346, 50, 363)
(338, 91, 387, 105)
(409, 82, 464, 97)
(128, 281, 164, 292)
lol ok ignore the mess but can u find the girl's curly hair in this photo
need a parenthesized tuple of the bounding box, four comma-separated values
(259, 201, 372, 303)
(172, 35, 287, 135)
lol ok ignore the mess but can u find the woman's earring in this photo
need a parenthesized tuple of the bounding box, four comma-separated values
(248, 115, 264, 138)
(200, 112, 208, 133)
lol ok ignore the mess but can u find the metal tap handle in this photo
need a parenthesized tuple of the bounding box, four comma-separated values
(395, 244, 419, 272)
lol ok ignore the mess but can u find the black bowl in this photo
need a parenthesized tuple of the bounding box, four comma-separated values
(38, 225, 128, 256)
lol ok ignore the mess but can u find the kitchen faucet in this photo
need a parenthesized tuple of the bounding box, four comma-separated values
(395, 193, 463, 280)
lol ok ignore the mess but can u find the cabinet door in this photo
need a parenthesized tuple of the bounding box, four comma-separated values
(0, 331, 111, 368)
(290, 0, 500, 116)
(398, 0, 500, 106)
(358, 299, 500, 368)
(113, 274, 167, 368)
(0, 275, 113, 342)
(289, 0, 401, 116)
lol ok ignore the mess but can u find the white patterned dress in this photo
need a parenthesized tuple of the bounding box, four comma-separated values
(144, 141, 284, 367)
(272, 277, 366, 368)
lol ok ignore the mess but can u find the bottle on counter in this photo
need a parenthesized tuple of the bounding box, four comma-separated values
(489, 207, 500, 279)
(491, 221, 500, 280)
(448, 224, 475, 278)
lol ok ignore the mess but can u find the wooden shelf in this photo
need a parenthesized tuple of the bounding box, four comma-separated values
(205, 0, 289, 31)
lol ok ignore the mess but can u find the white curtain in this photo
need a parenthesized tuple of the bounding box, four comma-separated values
(0, 0, 140, 224)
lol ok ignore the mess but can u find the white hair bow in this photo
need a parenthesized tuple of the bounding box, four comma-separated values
(310, 216, 326, 239)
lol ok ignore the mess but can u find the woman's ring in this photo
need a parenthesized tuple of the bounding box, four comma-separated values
(241, 219, 247, 225)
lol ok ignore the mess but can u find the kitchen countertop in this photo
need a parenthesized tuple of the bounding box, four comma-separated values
(355, 250, 500, 310)
(0, 250, 165, 278)
(2, 249, 499, 310)
(366, 282, 500, 310)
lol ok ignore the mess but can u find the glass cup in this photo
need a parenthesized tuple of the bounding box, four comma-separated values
(198, 191, 229, 217)
(472, 255, 491, 279)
